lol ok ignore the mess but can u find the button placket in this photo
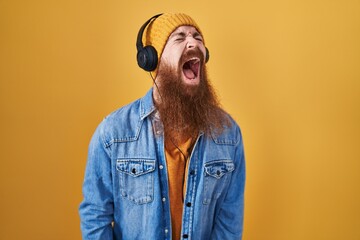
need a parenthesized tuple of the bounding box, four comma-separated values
(181, 135, 201, 240)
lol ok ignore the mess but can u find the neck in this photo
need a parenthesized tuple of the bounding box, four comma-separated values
(152, 85, 162, 105)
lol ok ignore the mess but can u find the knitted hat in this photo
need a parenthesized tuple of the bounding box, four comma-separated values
(142, 13, 204, 76)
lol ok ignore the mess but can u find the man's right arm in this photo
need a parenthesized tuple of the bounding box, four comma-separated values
(79, 123, 114, 240)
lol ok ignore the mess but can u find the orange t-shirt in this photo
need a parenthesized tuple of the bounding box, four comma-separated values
(165, 137, 194, 240)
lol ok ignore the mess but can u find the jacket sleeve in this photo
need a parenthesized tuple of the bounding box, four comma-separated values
(79, 122, 114, 240)
(211, 126, 246, 239)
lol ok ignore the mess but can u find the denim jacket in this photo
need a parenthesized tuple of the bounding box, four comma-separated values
(79, 88, 246, 240)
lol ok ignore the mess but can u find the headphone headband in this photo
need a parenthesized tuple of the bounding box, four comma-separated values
(136, 14, 162, 71)
(136, 13, 163, 51)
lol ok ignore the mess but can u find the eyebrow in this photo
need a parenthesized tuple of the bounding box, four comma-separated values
(170, 32, 186, 39)
(170, 30, 203, 39)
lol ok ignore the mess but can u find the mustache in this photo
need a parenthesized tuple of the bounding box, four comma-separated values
(180, 47, 205, 64)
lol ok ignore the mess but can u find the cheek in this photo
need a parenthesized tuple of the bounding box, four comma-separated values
(171, 50, 183, 66)
(161, 44, 182, 65)
(200, 45, 207, 59)
(161, 52, 180, 68)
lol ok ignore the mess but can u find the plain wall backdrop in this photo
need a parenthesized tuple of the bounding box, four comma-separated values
(0, 0, 359, 239)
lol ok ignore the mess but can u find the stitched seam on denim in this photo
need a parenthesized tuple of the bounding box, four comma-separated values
(183, 134, 201, 237)
(139, 92, 156, 120)
(117, 161, 155, 204)
(100, 127, 112, 159)
(212, 148, 242, 225)
(116, 158, 155, 160)
(211, 126, 241, 146)
(116, 160, 156, 175)
(140, 105, 156, 120)
(203, 159, 234, 205)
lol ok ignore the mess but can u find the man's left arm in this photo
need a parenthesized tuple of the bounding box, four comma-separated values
(211, 126, 246, 239)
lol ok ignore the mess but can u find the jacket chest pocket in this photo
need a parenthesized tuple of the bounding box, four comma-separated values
(203, 160, 234, 204)
(116, 159, 155, 204)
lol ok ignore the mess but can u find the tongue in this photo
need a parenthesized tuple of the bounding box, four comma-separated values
(183, 60, 199, 79)
(191, 61, 199, 75)
(184, 68, 195, 79)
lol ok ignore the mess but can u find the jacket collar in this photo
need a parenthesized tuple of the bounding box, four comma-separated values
(140, 88, 156, 120)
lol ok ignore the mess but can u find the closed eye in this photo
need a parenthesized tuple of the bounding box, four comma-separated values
(174, 37, 185, 42)
(193, 32, 203, 42)
(170, 31, 203, 43)
(171, 32, 186, 42)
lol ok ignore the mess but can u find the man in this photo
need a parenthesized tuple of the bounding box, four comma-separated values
(79, 13, 246, 240)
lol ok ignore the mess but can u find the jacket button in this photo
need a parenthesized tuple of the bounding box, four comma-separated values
(132, 168, 136, 174)
(183, 234, 188, 238)
(190, 170, 195, 175)
(186, 202, 191, 207)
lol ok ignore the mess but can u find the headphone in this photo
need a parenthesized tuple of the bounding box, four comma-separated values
(136, 13, 210, 72)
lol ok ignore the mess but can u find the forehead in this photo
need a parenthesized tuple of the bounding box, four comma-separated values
(169, 25, 202, 38)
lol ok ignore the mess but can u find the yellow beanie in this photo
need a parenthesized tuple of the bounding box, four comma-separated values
(142, 13, 204, 76)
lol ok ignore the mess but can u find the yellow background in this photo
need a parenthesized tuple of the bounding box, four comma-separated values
(1, 0, 359, 239)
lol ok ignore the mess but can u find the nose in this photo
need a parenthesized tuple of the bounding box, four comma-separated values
(186, 35, 199, 49)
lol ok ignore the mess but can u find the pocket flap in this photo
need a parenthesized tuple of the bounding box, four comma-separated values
(116, 159, 155, 177)
(204, 160, 234, 179)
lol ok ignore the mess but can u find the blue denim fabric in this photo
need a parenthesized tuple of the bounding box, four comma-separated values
(79, 88, 246, 240)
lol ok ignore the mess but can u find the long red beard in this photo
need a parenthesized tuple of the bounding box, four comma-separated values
(155, 48, 230, 144)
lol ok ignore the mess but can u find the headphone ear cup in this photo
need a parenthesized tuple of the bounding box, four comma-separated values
(205, 47, 210, 63)
(137, 46, 158, 71)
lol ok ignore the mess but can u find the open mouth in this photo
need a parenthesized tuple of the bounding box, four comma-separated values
(182, 57, 200, 80)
